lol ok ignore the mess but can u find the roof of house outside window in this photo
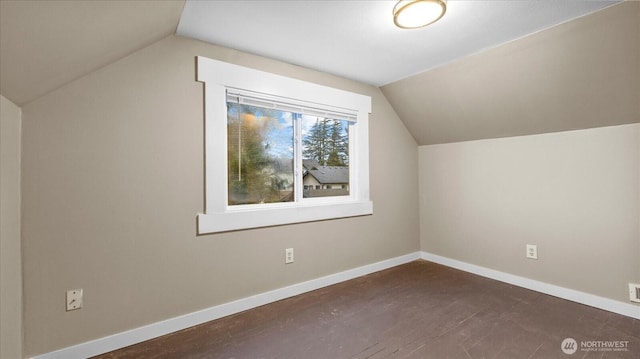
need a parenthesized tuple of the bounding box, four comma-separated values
(303, 159, 348, 184)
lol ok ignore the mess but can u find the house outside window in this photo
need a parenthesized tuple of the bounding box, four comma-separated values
(302, 160, 349, 198)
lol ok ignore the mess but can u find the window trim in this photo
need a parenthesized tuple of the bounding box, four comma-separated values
(196, 56, 372, 234)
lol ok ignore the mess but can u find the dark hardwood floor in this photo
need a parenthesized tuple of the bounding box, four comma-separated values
(95, 260, 639, 358)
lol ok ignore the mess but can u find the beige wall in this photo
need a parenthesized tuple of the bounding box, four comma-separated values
(20, 35, 419, 356)
(419, 124, 640, 304)
(1, 94, 23, 358)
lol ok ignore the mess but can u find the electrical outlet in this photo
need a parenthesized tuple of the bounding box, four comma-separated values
(629, 283, 640, 303)
(526, 244, 538, 260)
(285, 248, 294, 264)
(66, 289, 83, 311)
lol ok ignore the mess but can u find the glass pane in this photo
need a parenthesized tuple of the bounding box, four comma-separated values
(227, 102, 294, 205)
(301, 116, 349, 198)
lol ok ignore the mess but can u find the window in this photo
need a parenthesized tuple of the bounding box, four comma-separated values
(197, 56, 372, 233)
(226, 101, 350, 205)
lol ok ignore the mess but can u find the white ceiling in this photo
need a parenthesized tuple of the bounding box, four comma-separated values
(177, 0, 620, 87)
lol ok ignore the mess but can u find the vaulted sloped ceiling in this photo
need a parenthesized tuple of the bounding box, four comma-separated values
(381, 2, 640, 145)
(0, 0, 185, 105)
(1, 1, 637, 145)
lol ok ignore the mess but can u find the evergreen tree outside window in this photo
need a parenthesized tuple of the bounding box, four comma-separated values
(302, 118, 348, 166)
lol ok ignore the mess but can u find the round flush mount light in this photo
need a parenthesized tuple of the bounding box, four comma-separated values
(393, 0, 447, 29)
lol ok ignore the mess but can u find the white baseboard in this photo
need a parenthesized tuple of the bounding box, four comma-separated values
(32, 252, 421, 359)
(421, 251, 640, 320)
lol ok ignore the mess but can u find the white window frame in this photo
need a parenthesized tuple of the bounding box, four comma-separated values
(197, 56, 372, 234)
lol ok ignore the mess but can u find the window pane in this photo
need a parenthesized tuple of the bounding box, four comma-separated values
(227, 102, 294, 205)
(301, 116, 349, 198)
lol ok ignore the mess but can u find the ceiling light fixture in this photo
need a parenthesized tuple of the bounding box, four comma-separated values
(393, 0, 447, 29)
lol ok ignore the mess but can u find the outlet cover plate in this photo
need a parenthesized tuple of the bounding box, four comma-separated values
(66, 289, 83, 311)
(526, 244, 538, 260)
(285, 248, 294, 264)
(629, 283, 640, 303)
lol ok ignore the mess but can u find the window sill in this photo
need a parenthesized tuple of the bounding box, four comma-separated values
(197, 200, 373, 234)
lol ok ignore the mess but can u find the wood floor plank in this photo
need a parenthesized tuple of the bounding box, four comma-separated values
(94, 260, 640, 358)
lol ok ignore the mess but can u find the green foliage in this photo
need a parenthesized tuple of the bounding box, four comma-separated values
(303, 118, 348, 166)
(227, 103, 290, 205)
